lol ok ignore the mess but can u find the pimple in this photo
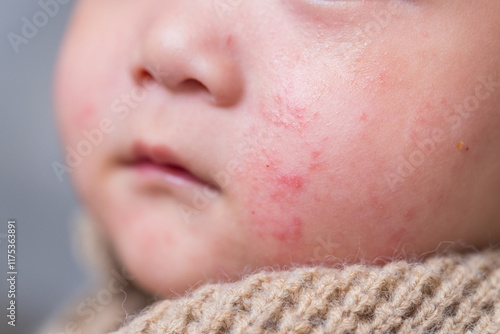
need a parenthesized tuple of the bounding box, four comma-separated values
(360, 112, 367, 121)
(75, 103, 95, 126)
(226, 34, 232, 46)
(311, 151, 321, 160)
(276, 174, 303, 190)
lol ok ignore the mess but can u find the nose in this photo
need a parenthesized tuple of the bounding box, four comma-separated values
(132, 2, 243, 107)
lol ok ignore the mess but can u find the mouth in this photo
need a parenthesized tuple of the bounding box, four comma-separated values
(125, 141, 219, 195)
(133, 159, 208, 186)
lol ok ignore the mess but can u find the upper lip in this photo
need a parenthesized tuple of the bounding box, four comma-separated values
(127, 140, 216, 188)
(132, 140, 184, 167)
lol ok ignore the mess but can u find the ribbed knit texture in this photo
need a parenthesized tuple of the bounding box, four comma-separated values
(112, 249, 500, 334)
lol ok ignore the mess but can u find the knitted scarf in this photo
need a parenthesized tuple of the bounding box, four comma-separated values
(40, 215, 500, 334)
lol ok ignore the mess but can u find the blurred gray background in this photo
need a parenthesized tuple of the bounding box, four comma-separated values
(1, 1, 88, 333)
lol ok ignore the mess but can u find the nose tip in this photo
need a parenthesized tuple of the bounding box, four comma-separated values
(133, 12, 243, 107)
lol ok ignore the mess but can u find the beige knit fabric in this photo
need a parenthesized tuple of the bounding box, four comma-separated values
(112, 249, 500, 334)
(39, 213, 500, 334)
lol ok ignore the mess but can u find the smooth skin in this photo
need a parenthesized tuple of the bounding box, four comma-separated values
(55, 0, 500, 297)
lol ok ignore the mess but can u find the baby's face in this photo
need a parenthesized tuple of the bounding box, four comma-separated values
(56, 0, 500, 296)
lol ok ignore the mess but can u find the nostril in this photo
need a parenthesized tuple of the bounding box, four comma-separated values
(180, 78, 209, 93)
(133, 66, 209, 94)
(134, 68, 156, 87)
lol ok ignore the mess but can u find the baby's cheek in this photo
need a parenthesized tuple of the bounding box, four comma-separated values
(237, 139, 379, 264)
(250, 171, 305, 239)
(236, 111, 415, 263)
(241, 161, 309, 260)
(75, 101, 95, 125)
(234, 95, 360, 261)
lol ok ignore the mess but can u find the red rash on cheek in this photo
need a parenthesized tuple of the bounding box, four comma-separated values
(247, 167, 307, 243)
(270, 173, 304, 199)
(242, 132, 335, 245)
(258, 84, 320, 133)
(242, 88, 325, 248)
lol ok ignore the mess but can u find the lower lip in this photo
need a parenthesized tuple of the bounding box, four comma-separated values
(133, 161, 210, 188)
